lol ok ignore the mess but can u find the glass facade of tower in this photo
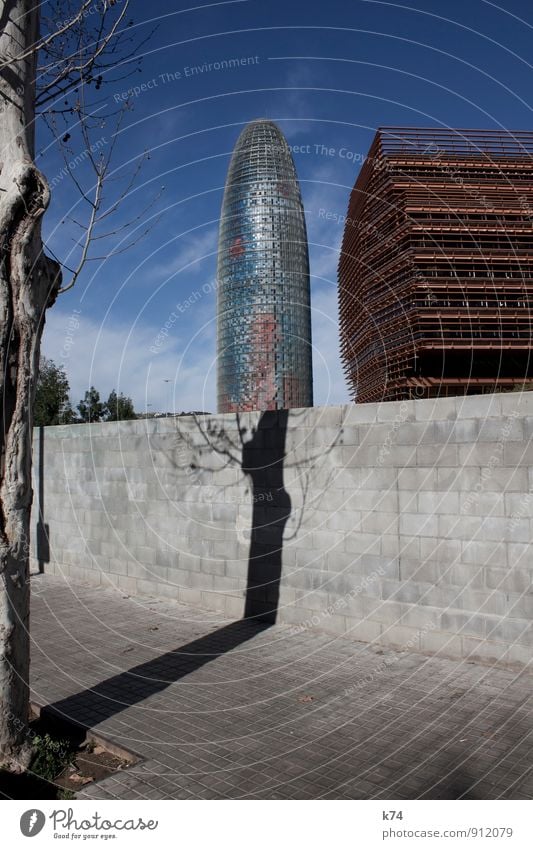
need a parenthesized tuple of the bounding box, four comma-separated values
(217, 120, 313, 413)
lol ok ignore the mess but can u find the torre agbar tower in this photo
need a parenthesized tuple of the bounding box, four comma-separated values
(339, 127, 533, 402)
(217, 120, 313, 413)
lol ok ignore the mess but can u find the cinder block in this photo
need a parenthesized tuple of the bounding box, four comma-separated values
(361, 512, 398, 536)
(134, 579, 158, 598)
(397, 421, 436, 445)
(398, 467, 438, 491)
(132, 545, 156, 565)
(306, 405, 344, 428)
(341, 404, 378, 426)
(312, 489, 354, 512)
(458, 443, 506, 467)
(345, 533, 381, 556)
(506, 594, 533, 619)
(504, 443, 533, 466)
(449, 564, 485, 590)
(126, 561, 150, 580)
(339, 594, 366, 618)
(398, 535, 420, 560)
(455, 393, 502, 419)
(200, 591, 226, 613)
(415, 396, 457, 421)
(417, 445, 458, 466)
(344, 619, 382, 643)
(312, 530, 345, 551)
(398, 490, 417, 512)
(422, 584, 462, 609)
(486, 617, 532, 645)
(440, 611, 488, 638)
(482, 516, 529, 543)
(381, 535, 400, 557)
(339, 426, 359, 446)
(456, 588, 507, 617)
(187, 537, 212, 557)
(505, 643, 533, 666)
(417, 491, 460, 515)
(278, 605, 313, 628)
(400, 604, 440, 630)
(212, 574, 244, 593)
(345, 489, 396, 512)
(439, 514, 483, 540)
(462, 636, 507, 664)
(381, 579, 425, 605)
(325, 509, 363, 533)
(200, 557, 225, 576)
(460, 491, 505, 517)
(294, 589, 329, 612)
(504, 491, 533, 517)
(278, 586, 297, 606)
(461, 540, 506, 568)
(448, 419, 480, 442)
(420, 537, 461, 564)
(116, 575, 138, 596)
(178, 586, 202, 606)
(175, 551, 202, 573)
(420, 629, 463, 658)
(295, 547, 325, 569)
(378, 623, 421, 651)
(226, 560, 248, 580)
(400, 512, 439, 537)
(367, 599, 403, 625)
(478, 418, 523, 442)
(486, 467, 528, 491)
(500, 391, 533, 416)
(325, 550, 359, 573)
(400, 558, 441, 584)
(189, 571, 214, 590)
(377, 400, 415, 422)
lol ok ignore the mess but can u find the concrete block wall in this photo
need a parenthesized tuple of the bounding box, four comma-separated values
(31, 392, 533, 667)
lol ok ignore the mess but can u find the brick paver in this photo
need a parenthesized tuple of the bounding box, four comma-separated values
(30, 575, 533, 800)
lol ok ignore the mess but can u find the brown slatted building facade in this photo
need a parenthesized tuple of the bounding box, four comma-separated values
(338, 127, 533, 402)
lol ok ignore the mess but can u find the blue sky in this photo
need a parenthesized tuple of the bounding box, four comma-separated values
(39, 0, 533, 413)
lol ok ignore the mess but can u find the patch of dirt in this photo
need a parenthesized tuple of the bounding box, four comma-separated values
(54, 741, 130, 795)
(0, 707, 137, 800)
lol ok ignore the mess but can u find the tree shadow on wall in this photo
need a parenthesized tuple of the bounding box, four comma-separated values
(41, 410, 293, 728)
(242, 409, 290, 623)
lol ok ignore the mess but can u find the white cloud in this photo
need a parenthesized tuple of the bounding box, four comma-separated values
(151, 226, 218, 282)
(41, 308, 217, 414)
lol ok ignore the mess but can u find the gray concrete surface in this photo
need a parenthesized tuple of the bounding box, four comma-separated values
(30, 575, 533, 800)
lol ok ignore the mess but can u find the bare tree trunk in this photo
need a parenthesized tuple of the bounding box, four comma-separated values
(0, 0, 60, 769)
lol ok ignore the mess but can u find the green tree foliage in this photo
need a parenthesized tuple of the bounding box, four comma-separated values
(33, 358, 74, 426)
(77, 387, 105, 423)
(105, 390, 136, 421)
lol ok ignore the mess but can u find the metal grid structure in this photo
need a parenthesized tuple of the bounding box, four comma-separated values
(217, 120, 313, 413)
(338, 127, 533, 402)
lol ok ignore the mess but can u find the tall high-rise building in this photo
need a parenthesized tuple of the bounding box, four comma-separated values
(217, 120, 313, 413)
(338, 127, 533, 402)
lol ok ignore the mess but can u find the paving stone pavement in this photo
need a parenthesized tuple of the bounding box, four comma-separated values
(30, 575, 533, 800)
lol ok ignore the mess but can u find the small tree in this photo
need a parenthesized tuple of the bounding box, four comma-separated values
(33, 358, 73, 426)
(77, 387, 104, 423)
(105, 389, 136, 421)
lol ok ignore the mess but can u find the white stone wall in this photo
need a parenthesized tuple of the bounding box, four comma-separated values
(31, 392, 533, 667)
